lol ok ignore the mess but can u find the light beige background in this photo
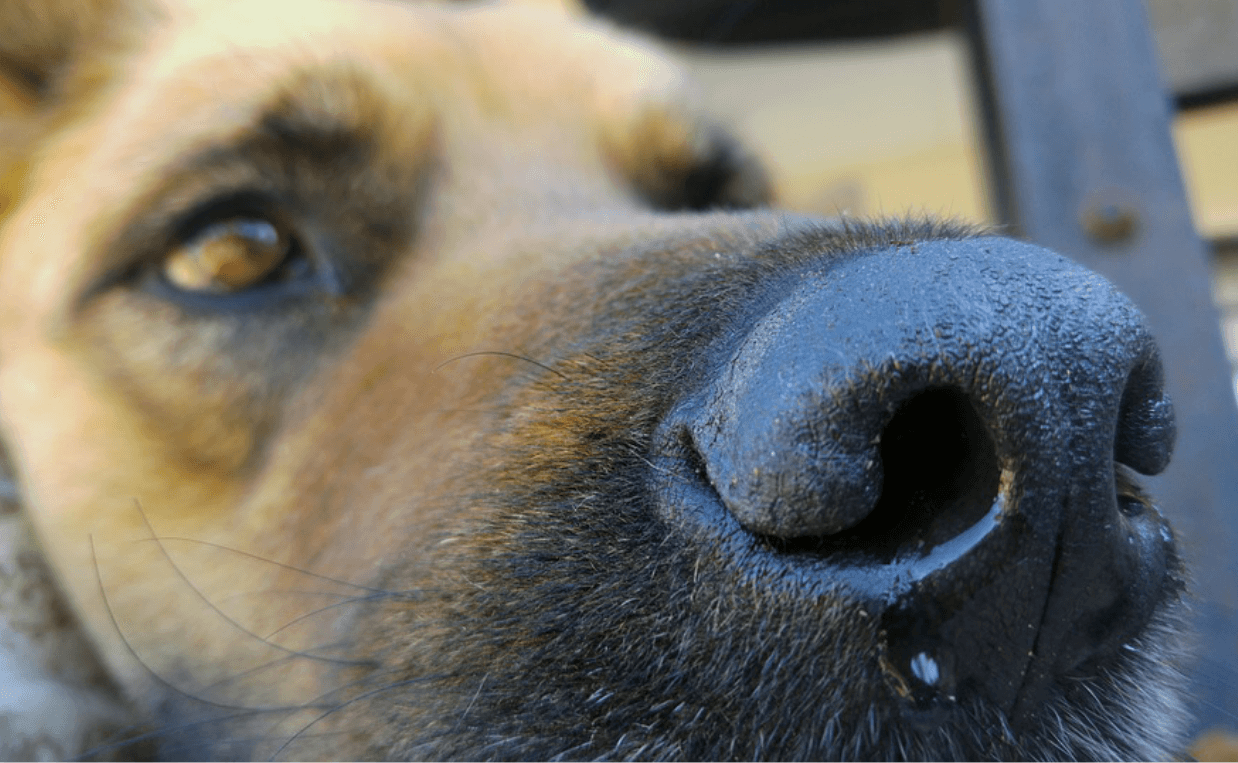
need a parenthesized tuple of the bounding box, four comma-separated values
(676, 32, 1238, 392)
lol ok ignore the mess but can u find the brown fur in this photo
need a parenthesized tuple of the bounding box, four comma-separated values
(0, 0, 1191, 759)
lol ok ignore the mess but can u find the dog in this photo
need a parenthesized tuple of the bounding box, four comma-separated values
(0, 0, 1193, 758)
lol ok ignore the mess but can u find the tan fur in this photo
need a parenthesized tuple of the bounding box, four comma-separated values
(0, 0, 776, 753)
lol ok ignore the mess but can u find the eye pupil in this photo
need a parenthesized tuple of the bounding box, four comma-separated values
(164, 217, 291, 293)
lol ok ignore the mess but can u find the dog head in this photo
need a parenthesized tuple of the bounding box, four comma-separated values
(0, 0, 1189, 758)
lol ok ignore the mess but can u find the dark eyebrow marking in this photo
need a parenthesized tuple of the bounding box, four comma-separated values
(249, 66, 383, 163)
(169, 63, 388, 194)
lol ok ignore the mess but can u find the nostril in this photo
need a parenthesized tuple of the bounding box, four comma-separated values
(1115, 353, 1175, 476)
(873, 388, 1000, 550)
(765, 387, 1001, 564)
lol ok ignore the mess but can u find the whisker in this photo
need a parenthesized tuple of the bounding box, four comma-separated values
(148, 535, 393, 594)
(164, 727, 354, 759)
(451, 671, 489, 735)
(268, 674, 448, 761)
(130, 502, 370, 666)
(434, 350, 567, 380)
(264, 591, 394, 640)
(196, 637, 361, 695)
(91, 534, 307, 714)
(75, 708, 284, 761)
(215, 587, 360, 606)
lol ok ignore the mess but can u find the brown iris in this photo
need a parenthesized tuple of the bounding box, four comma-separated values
(163, 218, 291, 293)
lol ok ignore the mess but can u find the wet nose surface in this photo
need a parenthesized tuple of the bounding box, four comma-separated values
(656, 236, 1178, 722)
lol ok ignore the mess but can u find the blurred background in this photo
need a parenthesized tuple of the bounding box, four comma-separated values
(588, 0, 1238, 391)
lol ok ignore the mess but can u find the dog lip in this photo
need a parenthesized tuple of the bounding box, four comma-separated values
(1008, 494, 1184, 723)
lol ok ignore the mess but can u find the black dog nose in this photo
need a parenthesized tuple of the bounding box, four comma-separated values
(692, 237, 1173, 542)
(660, 235, 1178, 720)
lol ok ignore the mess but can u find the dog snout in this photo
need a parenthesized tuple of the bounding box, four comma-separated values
(657, 234, 1179, 721)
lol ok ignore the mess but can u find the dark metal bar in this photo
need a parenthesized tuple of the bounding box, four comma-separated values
(1148, 0, 1238, 109)
(969, 0, 1238, 735)
(589, 0, 1238, 110)
(582, 0, 956, 44)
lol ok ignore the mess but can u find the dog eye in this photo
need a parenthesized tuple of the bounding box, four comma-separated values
(163, 217, 295, 294)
